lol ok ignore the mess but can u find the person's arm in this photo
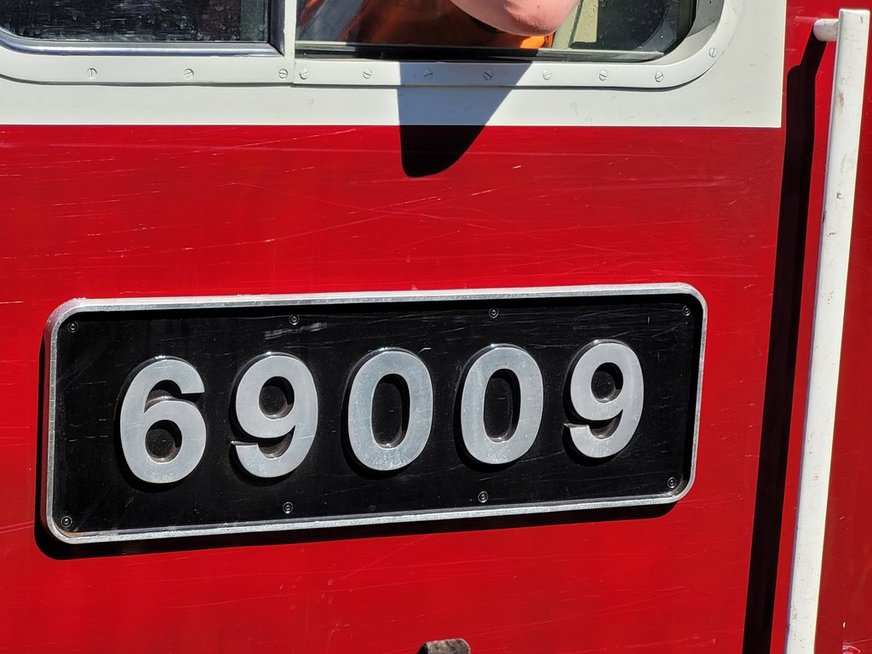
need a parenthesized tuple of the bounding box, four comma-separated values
(448, 0, 579, 36)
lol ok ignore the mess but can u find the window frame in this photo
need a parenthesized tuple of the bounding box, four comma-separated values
(0, 0, 738, 88)
(293, 0, 737, 89)
(0, 0, 281, 55)
(0, 0, 295, 83)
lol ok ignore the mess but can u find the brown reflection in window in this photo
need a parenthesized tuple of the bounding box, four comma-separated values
(298, 0, 555, 50)
(298, 0, 695, 57)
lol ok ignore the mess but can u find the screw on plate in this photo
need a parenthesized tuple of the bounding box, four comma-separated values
(278, 68, 289, 80)
(708, 47, 718, 58)
(542, 69, 553, 81)
(362, 68, 373, 80)
(483, 71, 494, 81)
(667, 477, 679, 490)
(87, 68, 97, 80)
(282, 501, 294, 515)
(488, 308, 499, 319)
(183, 68, 195, 80)
(67, 321, 79, 334)
(424, 68, 434, 80)
(419, 639, 471, 654)
(289, 314, 300, 326)
(477, 491, 489, 504)
(654, 71, 664, 83)
(60, 516, 73, 529)
(682, 305, 692, 317)
(598, 70, 608, 82)
(299, 68, 310, 80)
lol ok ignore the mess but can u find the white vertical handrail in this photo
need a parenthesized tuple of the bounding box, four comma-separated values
(785, 9, 869, 653)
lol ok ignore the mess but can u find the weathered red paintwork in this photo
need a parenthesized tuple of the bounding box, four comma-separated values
(0, 1, 869, 652)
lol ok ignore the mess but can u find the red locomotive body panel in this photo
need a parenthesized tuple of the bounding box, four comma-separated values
(0, 0, 869, 652)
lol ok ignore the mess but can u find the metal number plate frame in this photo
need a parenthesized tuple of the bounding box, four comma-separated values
(42, 285, 706, 545)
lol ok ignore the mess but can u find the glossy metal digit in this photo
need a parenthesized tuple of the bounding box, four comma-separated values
(347, 349, 433, 472)
(233, 353, 318, 478)
(460, 345, 544, 465)
(566, 340, 644, 458)
(119, 357, 206, 484)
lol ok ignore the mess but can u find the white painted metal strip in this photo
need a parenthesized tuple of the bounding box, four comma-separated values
(785, 9, 870, 653)
(0, 0, 786, 126)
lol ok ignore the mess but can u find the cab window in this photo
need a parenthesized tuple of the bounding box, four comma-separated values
(0, 0, 269, 41)
(297, 0, 696, 60)
(0, 0, 695, 60)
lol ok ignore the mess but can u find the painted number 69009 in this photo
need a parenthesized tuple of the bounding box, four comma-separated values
(118, 341, 644, 485)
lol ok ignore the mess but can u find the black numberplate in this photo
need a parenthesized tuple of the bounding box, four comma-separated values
(43, 287, 705, 544)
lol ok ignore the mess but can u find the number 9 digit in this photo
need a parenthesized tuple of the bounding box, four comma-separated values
(566, 341, 644, 459)
(232, 353, 318, 478)
(119, 357, 206, 484)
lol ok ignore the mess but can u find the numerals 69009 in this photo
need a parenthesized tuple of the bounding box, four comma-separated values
(119, 340, 644, 485)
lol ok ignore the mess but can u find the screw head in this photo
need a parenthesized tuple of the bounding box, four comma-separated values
(60, 516, 73, 529)
(278, 68, 289, 80)
(483, 71, 494, 81)
(654, 71, 664, 83)
(682, 306, 692, 317)
(542, 69, 553, 81)
(423, 68, 434, 80)
(477, 491, 489, 504)
(598, 70, 609, 82)
(299, 68, 310, 80)
(708, 47, 718, 58)
(183, 68, 195, 80)
(667, 477, 679, 490)
(67, 321, 79, 334)
(282, 501, 294, 515)
(362, 68, 373, 80)
(87, 67, 97, 80)
(488, 308, 499, 319)
(289, 314, 300, 326)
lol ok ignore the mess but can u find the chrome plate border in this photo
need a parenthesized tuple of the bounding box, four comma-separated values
(42, 284, 707, 545)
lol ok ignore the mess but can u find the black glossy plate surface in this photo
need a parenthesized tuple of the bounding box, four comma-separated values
(43, 287, 704, 544)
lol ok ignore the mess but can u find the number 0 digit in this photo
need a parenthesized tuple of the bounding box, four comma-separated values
(347, 349, 433, 472)
(460, 345, 544, 465)
(119, 357, 206, 484)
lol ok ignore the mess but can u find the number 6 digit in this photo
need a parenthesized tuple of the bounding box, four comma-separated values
(566, 341, 644, 459)
(119, 357, 206, 484)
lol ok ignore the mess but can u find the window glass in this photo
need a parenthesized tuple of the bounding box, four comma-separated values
(297, 0, 695, 59)
(0, 0, 269, 41)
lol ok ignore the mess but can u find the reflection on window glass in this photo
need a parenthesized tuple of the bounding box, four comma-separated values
(0, 0, 269, 41)
(298, 0, 695, 57)
(298, 0, 554, 50)
(558, 0, 694, 53)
